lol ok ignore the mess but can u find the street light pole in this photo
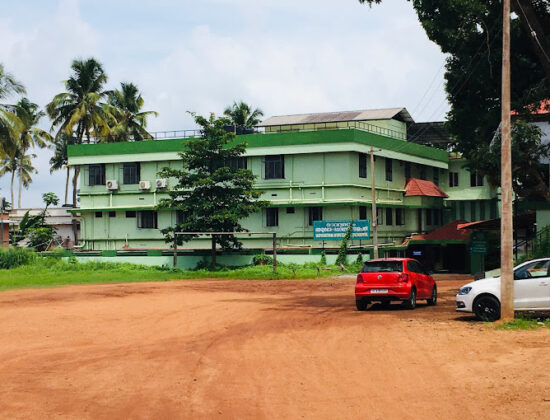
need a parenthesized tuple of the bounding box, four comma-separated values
(500, 0, 514, 321)
(370, 147, 378, 259)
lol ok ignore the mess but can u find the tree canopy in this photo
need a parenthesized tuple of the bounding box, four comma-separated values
(359, 0, 550, 202)
(157, 113, 266, 266)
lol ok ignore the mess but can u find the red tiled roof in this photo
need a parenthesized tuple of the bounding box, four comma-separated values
(408, 220, 471, 242)
(404, 178, 448, 198)
(511, 99, 550, 115)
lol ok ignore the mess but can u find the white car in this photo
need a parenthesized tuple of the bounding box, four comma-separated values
(456, 258, 550, 321)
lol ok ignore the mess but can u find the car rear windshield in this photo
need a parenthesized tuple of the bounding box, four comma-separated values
(361, 261, 403, 273)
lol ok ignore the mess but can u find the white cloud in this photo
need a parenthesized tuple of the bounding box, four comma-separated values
(1, 0, 449, 207)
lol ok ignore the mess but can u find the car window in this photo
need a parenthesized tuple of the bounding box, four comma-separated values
(361, 261, 403, 273)
(514, 260, 550, 280)
(407, 261, 420, 273)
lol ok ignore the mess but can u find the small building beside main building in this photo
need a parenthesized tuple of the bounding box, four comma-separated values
(67, 108, 499, 272)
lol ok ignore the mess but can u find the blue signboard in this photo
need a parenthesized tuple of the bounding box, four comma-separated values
(313, 220, 370, 241)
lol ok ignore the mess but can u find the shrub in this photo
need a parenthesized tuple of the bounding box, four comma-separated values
(355, 253, 363, 264)
(0, 247, 36, 269)
(320, 250, 327, 265)
(335, 222, 353, 266)
(253, 253, 273, 265)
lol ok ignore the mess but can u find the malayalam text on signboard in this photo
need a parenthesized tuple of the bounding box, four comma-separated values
(313, 220, 370, 241)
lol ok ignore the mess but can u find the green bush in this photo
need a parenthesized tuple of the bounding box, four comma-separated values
(253, 253, 273, 265)
(0, 247, 37, 269)
(335, 222, 353, 266)
(320, 250, 327, 265)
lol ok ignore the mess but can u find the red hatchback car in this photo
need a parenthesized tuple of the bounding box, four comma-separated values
(355, 258, 437, 311)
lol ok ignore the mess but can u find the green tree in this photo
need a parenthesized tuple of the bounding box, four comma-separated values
(0, 63, 25, 171)
(335, 222, 353, 266)
(157, 113, 266, 267)
(359, 0, 550, 202)
(49, 134, 74, 205)
(223, 101, 264, 130)
(47, 58, 113, 205)
(105, 82, 158, 142)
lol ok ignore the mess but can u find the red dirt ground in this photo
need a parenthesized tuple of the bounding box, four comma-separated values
(1, 276, 549, 419)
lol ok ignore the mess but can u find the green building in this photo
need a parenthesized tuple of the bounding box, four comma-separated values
(67, 108, 498, 270)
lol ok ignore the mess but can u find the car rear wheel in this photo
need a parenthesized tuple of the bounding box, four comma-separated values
(473, 295, 501, 322)
(427, 286, 437, 306)
(356, 299, 368, 311)
(403, 288, 416, 309)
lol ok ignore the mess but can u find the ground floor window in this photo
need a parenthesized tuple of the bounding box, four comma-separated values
(359, 206, 367, 220)
(138, 211, 158, 229)
(385, 208, 393, 225)
(395, 208, 405, 225)
(266, 208, 279, 227)
(308, 207, 322, 225)
(286, 207, 295, 214)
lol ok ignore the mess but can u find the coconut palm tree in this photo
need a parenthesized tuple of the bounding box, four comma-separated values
(223, 101, 264, 130)
(105, 82, 158, 142)
(47, 58, 113, 205)
(49, 134, 73, 205)
(0, 63, 25, 100)
(0, 63, 26, 160)
(0, 153, 17, 205)
(15, 151, 37, 208)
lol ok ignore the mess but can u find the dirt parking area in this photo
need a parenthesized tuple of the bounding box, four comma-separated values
(0, 276, 549, 419)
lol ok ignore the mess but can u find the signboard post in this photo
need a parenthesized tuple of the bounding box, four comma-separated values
(313, 220, 370, 241)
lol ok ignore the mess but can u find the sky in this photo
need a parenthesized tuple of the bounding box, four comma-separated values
(0, 0, 449, 207)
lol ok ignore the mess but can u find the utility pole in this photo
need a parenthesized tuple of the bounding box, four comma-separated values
(370, 147, 378, 259)
(500, 0, 514, 321)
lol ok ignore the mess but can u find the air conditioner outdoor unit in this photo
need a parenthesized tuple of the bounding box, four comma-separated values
(106, 180, 119, 190)
(139, 180, 151, 190)
(156, 178, 167, 189)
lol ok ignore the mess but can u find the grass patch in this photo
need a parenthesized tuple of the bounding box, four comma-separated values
(493, 317, 550, 330)
(0, 256, 358, 291)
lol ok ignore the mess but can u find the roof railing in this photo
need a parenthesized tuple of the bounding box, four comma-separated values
(82, 120, 406, 144)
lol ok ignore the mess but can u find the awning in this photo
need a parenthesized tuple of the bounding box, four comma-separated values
(457, 212, 535, 230)
(405, 220, 470, 245)
(404, 178, 448, 198)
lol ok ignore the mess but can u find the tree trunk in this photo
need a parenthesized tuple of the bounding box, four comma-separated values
(72, 166, 80, 206)
(512, 0, 550, 81)
(18, 167, 22, 208)
(211, 235, 216, 267)
(10, 170, 15, 208)
(65, 166, 70, 205)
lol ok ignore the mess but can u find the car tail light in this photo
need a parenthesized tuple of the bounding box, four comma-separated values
(356, 274, 363, 283)
(398, 273, 409, 282)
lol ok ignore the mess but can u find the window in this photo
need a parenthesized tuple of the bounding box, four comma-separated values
(395, 208, 405, 225)
(419, 165, 426, 180)
(228, 157, 247, 171)
(362, 261, 403, 273)
(514, 260, 550, 280)
(480, 201, 486, 220)
(359, 206, 367, 220)
(459, 202, 466, 220)
(126, 211, 136, 218)
(89, 164, 105, 186)
(407, 260, 422, 273)
(426, 209, 432, 225)
(266, 208, 279, 227)
(308, 207, 322, 225)
(265, 155, 285, 179)
(176, 210, 186, 225)
(490, 200, 498, 219)
(405, 162, 411, 179)
(470, 171, 484, 187)
(385, 158, 393, 181)
(385, 208, 393, 225)
(286, 207, 295, 214)
(138, 211, 158, 229)
(123, 162, 140, 184)
(95, 211, 103, 218)
(449, 172, 459, 187)
(433, 168, 439, 186)
(359, 153, 367, 178)
(108, 211, 116, 218)
(376, 207, 384, 226)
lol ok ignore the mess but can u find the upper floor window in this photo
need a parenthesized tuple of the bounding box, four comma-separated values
(266, 208, 279, 227)
(433, 168, 439, 186)
(265, 155, 284, 179)
(385, 158, 393, 182)
(385, 208, 393, 225)
(308, 207, 323, 226)
(395, 208, 405, 225)
(404, 162, 411, 179)
(359, 153, 367, 178)
(359, 206, 367, 220)
(137, 211, 158, 229)
(123, 162, 140, 185)
(449, 172, 459, 187)
(89, 164, 105, 186)
(470, 201, 477, 221)
(419, 165, 426, 180)
(470, 171, 484, 187)
(228, 157, 247, 171)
